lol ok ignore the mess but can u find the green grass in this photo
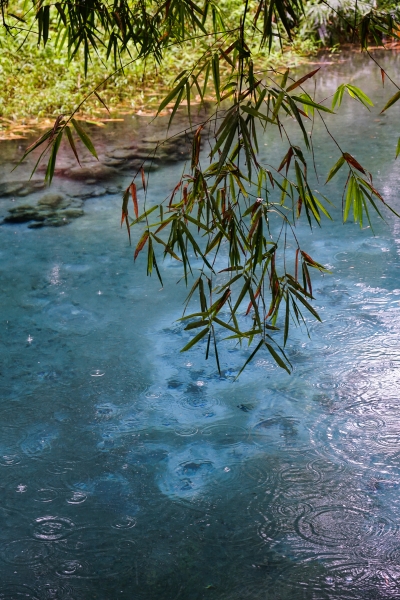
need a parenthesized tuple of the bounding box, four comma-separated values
(0, 0, 320, 133)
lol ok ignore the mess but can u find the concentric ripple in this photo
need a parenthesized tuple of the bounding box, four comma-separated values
(201, 424, 248, 446)
(31, 516, 76, 541)
(0, 585, 40, 600)
(0, 538, 53, 566)
(296, 506, 396, 549)
(56, 528, 135, 578)
(311, 401, 400, 474)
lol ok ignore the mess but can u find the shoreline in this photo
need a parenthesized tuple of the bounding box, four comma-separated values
(1, 44, 399, 142)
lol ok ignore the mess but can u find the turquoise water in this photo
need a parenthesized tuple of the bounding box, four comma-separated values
(2, 52, 400, 598)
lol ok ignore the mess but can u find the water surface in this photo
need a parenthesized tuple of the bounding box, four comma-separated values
(1, 51, 400, 599)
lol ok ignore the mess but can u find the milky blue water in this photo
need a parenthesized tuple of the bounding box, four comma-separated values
(2, 52, 400, 599)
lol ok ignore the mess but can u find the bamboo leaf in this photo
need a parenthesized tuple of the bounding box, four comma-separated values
(326, 155, 345, 183)
(381, 89, 400, 113)
(332, 84, 345, 110)
(71, 119, 98, 159)
(65, 125, 81, 165)
(45, 130, 63, 184)
(130, 183, 139, 218)
(141, 167, 146, 192)
(289, 288, 321, 321)
(134, 230, 149, 261)
(235, 339, 264, 379)
(241, 105, 274, 123)
(343, 152, 366, 175)
(286, 67, 320, 92)
(265, 342, 291, 373)
(94, 91, 110, 113)
(158, 80, 186, 114)
(180, 326, 210, 352)
(184, 320, 209, 330)
(291, 95, 334, 113)
(212, 53, 221, 103)
(129, 204, 158, 225)
(345, 85, 374, 109)
(151, 233, 182, 261)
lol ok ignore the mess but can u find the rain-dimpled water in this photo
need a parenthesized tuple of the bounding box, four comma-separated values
(2, 52, 400, 599)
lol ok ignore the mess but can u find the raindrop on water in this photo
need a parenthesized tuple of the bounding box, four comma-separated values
(90, 370, 105, 377)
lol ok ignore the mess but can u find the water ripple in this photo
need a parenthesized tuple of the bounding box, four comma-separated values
(0, 584, 40, 600)
(56, 528, 135, 579)
(31, 516, 76, 541)
(0, 538, 53, 566)
(311, 401, 400, 475)
(295, 505, 396, 548)
(201, 424, 248, 446)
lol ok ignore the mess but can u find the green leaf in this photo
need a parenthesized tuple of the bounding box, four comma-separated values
(212, 317, 240, 334)
(381, 89, 400, 113)
(326, 155, 345, 183)
(180, 327, 210, 352)
(344, 175, 355, 222)
(94, 91, 110, 113)
(129, 204, 158, 225)
(212, 53, 221, 103)
(272, 91, 285, 118)
(157, 80, 186, 114)
(235, 339, 263, 379)
(232, 277, 251, 313)
(332, 84, 345, 110)
(291, 95, 334, 113)
(71, 119, 98, 159)
(289, 288, 321, 322)
(345, 85, 374, 109)
(65, 125, 80, 165)
(240, 105, 274, 123)
(45, 131, 63, 184)
(184, 320, 210, 330)
(265, 342, 291, 373)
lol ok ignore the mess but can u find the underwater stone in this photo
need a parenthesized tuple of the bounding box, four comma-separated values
(17, 188, 31, 197)
(64, 164, 118, 182)
(0, 181, 24, 196)
(4, 209, 44, 224)
(61, 208, 84, 218)
(106, 185, 122, 194)
(38, 193, 65, 208)
(45, 216, 70, 227)
(0, 180, 46, 198)
(3, 195, 84, 228)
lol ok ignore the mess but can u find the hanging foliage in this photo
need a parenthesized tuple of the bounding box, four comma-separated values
(6, 0, 400, 374)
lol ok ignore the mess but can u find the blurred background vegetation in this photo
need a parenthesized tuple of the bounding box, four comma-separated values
(0, 0, 398, 126)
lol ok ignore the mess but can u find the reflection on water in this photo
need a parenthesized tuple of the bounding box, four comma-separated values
(2, 51, 400, 598)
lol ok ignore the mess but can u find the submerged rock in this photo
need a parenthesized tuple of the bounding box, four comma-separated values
(64, 164, 118, 182)
(3, 205, 44, 224)
(0, 180, 46, 198)
(0, 182, 24, 196)
(38, 193, 66, 208)
(2, 193, 85, 228)
(62, 208, 84, 218)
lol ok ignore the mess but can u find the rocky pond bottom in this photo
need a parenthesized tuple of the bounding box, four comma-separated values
(3, 54, 400, 599)
(0, 119, 194, 229)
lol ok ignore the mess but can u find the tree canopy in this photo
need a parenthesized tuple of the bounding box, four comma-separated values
(3, 0, 400, 374)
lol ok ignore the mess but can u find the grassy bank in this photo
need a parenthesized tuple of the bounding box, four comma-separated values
(1, 0, 389, 139)
(0, 0, 324, 138)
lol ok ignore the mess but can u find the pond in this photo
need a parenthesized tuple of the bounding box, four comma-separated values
(2, 51, 400, 599)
